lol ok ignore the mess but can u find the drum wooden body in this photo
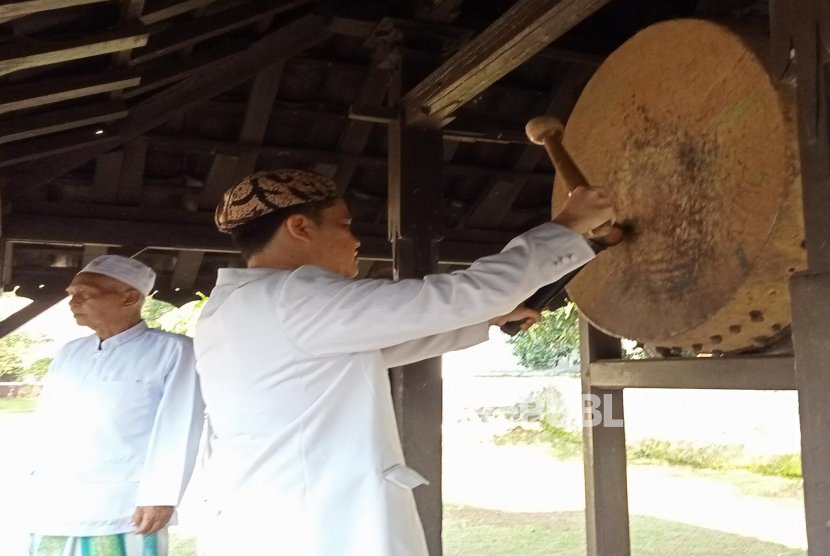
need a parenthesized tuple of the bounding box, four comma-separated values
(553, 19, 805, 353)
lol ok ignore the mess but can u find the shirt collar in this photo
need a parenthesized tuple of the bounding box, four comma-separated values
(216, 267, 286, 286)
(98, 321, 150, 351)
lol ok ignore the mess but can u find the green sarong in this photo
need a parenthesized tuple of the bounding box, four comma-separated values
(30, 529, 167, 556)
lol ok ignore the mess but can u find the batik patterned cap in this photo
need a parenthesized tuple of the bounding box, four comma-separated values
(215, 169, 338, 233)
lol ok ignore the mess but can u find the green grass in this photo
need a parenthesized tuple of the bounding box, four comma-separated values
(694, 468, 803, 499)
(170, 532, 197, 556)
(442, 505, 805, 556)
(494, 425, 583, 459)
(494, 426, 804, 481)
(744, 453, 803, 479)
(168, 506, 805, 556)
(0, 398, 36, 412)
(628, 439, 744, 471)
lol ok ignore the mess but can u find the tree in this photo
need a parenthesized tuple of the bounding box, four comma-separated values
(25, 358, 53, 381)
(0, 333, 49, 381)
(156, 294, 208, 337)
(141, 297, 177, 328)
(507, 302, 580, 370)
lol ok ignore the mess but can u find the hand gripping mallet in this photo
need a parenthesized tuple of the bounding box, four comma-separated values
(500, 117, 625, 335)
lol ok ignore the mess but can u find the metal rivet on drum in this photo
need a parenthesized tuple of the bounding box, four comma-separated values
(729, 325, 742, 334)
(670, 347, 682, 356)
(750, 311, 764, 323)
(709, 335, 723, 344)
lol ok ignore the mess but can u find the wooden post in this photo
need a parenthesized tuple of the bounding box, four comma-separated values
(791, 272, 830, 555)
(580, 318, 631, 556)
(789, 44, 830, 556)
(770, 1, 830, 553)
(387, 47, 445, 556)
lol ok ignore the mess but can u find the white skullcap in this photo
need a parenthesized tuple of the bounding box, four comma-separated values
(80, 255, 156, 296)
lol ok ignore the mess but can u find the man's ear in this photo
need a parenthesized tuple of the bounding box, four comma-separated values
(283, 214, 316, 243)
(123, 290, 142, 308)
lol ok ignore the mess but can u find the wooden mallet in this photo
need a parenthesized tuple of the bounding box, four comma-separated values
(525, 116, 625, 245)
(499, 117, 624, 336)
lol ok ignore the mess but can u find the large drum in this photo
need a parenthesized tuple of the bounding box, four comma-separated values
(554, 19, 805, 354)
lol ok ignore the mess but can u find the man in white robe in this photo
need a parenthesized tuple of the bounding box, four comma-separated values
(194, 169, 614, 555)
(27, 256, 204, 556)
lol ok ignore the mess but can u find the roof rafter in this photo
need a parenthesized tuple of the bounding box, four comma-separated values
(0, 13, 331, 197)
(402, 0, 614, 128)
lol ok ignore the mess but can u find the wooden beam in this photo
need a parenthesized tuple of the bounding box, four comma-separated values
(0, 70, 141, 114)
(0, 0, 107, 19)
(129, 0, 314, 65)
(0, 100, 128, 144)
(81, 244, 108, 266)
(791, 271, 830, 553)
(388, 123, 445, 556)
(772, 3, 830, 551)
(537, 46, 605, 66)
(402, 0, 613, 127)
(201, 63, 286, 209)
(140, 0, 218, 25)
(326, 16, 376, 38)
(3, 214, 507, 264)
(231, 64, 284, 182)
(589, 356, 797, 390)
(120, 41, 247, 99)
(580, 319, 631, 556)
(0, 126, 118, 167)
(413, 0, 464, 22)
(200, 154, 239, 210)
(0, 14, 330, 197)
(325, 68, 390, 195)
(170, 250, 205, 291)
(350, 103, 530, 145)
(92, 149, 125, 204)
(0, 290, 66, 339)
(117, 138, 147, 204)
(4, 214, 236, 253)
(143, 133, 555, 181)
(0, 242, 14, 288)
(462, 63, 595, 229)
(355, 259, 375, 279)
(239, 66, 283, 144)
(108, 0, 147, 69)
(2, 7, 86, 35)
(0, 24, 149, 76)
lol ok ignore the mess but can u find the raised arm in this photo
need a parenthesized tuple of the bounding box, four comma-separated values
(280, 223, 594, 357)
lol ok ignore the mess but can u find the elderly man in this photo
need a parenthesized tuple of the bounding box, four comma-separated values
(27, 255, 204, 556)
(194, 170, 613, 555)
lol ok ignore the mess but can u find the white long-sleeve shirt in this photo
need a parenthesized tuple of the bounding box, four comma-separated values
(193, 222, 595, 556)
(27, 321, 204, 536)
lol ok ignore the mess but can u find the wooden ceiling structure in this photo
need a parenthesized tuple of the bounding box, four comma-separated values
(5, 0, 830, 555)
(0, 0, 709, 318)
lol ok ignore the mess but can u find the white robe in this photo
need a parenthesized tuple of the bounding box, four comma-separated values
(27, 322, 204, 537)
(193, 222, 595, 556)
